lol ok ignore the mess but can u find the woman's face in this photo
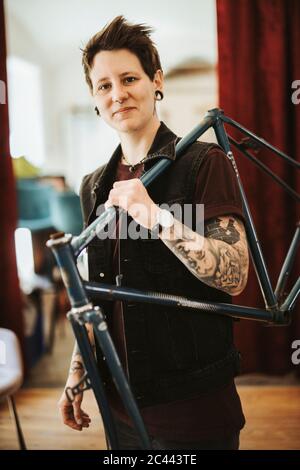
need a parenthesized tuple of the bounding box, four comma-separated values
(89, 48, 163, 134)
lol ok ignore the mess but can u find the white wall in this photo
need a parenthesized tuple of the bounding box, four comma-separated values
(160, 69, 218, 142)
(8, 56, 46, 167)
(5, 11, 47, 168)
(5, 10, 43, 64)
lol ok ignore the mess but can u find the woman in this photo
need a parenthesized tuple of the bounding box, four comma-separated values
(59, 15, 248, 450)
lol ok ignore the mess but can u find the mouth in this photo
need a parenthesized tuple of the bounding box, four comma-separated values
(114, 107, 136, 115)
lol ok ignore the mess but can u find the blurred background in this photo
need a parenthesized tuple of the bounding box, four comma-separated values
(0, 0, 299, 450)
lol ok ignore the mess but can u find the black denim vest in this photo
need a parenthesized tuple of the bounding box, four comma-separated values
(80, 123, 240, 407)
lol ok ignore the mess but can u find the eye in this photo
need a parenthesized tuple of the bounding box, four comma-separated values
(96, 83, 111, 93)
(124, 76, 137, 84)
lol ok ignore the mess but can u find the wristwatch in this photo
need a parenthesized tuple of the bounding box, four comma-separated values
(151, 208, 175, 236)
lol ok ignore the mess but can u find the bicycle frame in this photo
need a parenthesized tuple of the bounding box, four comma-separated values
(47, 108, 300, 450)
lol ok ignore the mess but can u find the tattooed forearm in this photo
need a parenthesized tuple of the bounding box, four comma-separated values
(69, 360, 84, 375)
(160, 215, 249, 296)
(72, 340, 96, 357)
(73, 341, 81, 357)
(68, 341, 84, 376)
(68, 325, 96, 376)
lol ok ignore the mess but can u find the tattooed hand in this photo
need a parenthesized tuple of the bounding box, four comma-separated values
(58, 360, 91, 431)
(58, 340, 92, 431)
(160, 215, 249, 296)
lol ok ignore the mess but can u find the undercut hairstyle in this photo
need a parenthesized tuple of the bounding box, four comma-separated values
(82, 15, 162, 94)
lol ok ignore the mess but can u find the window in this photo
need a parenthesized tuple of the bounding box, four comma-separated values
(7, 56, 45, 167)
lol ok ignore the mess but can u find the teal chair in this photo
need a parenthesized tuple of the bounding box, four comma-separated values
(16, 180, 54, 231)
(50, 190, 83, 236)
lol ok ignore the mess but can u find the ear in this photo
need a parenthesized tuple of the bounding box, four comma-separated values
(153, 69, 164, 92)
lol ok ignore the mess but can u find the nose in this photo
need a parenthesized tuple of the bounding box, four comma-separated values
(112, 82, 128, 103)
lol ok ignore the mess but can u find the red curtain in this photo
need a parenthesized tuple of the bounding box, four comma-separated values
(217, 0, 300, 374)
(0, 0, 25, 360)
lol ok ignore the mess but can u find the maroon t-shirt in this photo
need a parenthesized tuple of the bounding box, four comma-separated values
(107, 147, 246, 441)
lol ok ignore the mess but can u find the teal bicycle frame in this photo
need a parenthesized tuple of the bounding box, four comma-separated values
(47, 108, 300, 450)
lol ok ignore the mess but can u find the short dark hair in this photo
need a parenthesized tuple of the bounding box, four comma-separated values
(82, 15, 162, 93)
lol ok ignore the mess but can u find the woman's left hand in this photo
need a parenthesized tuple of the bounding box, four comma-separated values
(105, 179, 159, 230)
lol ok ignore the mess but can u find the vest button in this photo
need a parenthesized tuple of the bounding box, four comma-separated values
(99, 272, 105, 278)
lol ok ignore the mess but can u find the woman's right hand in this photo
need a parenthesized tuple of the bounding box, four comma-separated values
(58, 372, 91, 431)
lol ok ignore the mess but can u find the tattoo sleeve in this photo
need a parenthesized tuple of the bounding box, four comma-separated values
(160, 215, 249, 296)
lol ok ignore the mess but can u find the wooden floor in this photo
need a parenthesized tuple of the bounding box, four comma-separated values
(0, 386, 299, 450)
(239, 386, 300, 450)
(0, 389, 106, 450)
(1, 318, 298, 450)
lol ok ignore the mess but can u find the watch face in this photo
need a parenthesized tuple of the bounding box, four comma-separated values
(159, 209, 174, 228)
